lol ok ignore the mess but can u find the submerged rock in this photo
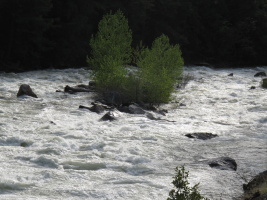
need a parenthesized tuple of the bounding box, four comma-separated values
(185, 132, 218, 140)
(254, 72, 266, 77)
(17, 84, 38, 98)
(208, 157, 237, 171)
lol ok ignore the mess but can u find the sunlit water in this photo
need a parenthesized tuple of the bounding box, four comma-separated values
(0, 66, 266, 200)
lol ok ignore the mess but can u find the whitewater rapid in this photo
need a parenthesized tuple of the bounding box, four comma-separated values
(0, 66, 266, 200)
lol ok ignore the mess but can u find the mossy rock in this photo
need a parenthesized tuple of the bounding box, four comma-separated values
(262, 78, 267, 88)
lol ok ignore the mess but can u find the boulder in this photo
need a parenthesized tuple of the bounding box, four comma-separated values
(254, 72, 266, 77)
(128, 104, 146, 114)
(79, 104, 105, 114)
(228, 73, 234, 76)
(242, 171, 267, 200)
(208, 157, 237, 171)
(64, 85, 93, 94)
(17, 84, 38, 98)
(185, 132, 218, 140)
(100, 111, 119, 121)
(262, 78, 267, 88)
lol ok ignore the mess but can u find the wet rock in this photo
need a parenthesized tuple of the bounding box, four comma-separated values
(100, 111, 118, 121)
(64, 85, 93, 94)
(254, 72, 266, 77)
(243, 170, 267, 191)
(228, 73, 234, 76)
(242, 171, 267, 200)
(185, 132, 218, 140)
(208, 157, 237, 171)
(250, 86, 256, 90)
(17, 84, 38, 98)
(79, 104, 105, 114)
(262, 78, 267, 88)
(89, 81, 96, 87)
(129, 104, 146, 114)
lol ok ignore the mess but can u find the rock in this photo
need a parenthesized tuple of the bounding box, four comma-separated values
(89, 81, 96, 87)
(185, 132, 218, 140)
(118, 106, 131, 113)
(254, 72, 266, 77)
(208, 157, 237, 171)
(242, 171, 267, 200)
(17, 84, 38, 98)
(64, 85, 93, 93)
(262, 78, 267, 88)
(228, 73, 234, 76)
(79, 104, 105, 114)
(100, 111, 119, 121)
(250, 86, 256, 90)
(146, 113, 160, 120)
(243, 170, 267, 191)
(128, 104, 146, 114)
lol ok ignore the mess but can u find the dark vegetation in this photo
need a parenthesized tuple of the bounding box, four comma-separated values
(0, 0, 267, 72)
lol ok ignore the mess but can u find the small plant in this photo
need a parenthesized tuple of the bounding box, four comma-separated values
(167, 166, 209, 200)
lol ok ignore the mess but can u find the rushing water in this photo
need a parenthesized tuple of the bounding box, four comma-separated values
(0, 66, 266, 200)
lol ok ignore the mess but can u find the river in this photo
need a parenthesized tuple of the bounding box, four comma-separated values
(0, 66, 266, 200)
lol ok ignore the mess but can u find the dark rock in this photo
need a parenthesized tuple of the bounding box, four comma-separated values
(91, 102, 112, 110)
(243, 171, 267, 192)
(128, 104, 146, 114)
(89, 81, 96, 87)
(118, 106, 131, 113)
(250, 86, 256, 90)
(228, 73, 234, 76)
(76, 84, 90, 89)
(254, 72, 266, 77)
(64, 85, 93, 93)
(100, 111, 118, 121)
(79, 104, 105, 114)
(208, 157, 237, 171)
(17, 84, 38, 98)
(185, 132, 218, 140)
(20, 142, 31, 147)
(262, 78, 267, 88)
(179, 103, 186, 107)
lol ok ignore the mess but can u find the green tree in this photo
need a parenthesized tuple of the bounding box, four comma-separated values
(167, 166, 209, 200)
(137, 34, 183, 104)
(87, 10, 132, 93)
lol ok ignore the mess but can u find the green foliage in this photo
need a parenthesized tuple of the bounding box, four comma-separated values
(167, 166, 209, 200)
(137, 34, 184, 104)
(87, 10, 132, 92)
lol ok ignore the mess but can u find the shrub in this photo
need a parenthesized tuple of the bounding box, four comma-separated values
(137, 34, 184, 104)
(167, 166, 209, 200)
(87, 10, 132, 92)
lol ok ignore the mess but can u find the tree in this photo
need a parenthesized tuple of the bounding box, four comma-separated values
(137, 34, 184, 104)
(87, 10, 132, 93)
